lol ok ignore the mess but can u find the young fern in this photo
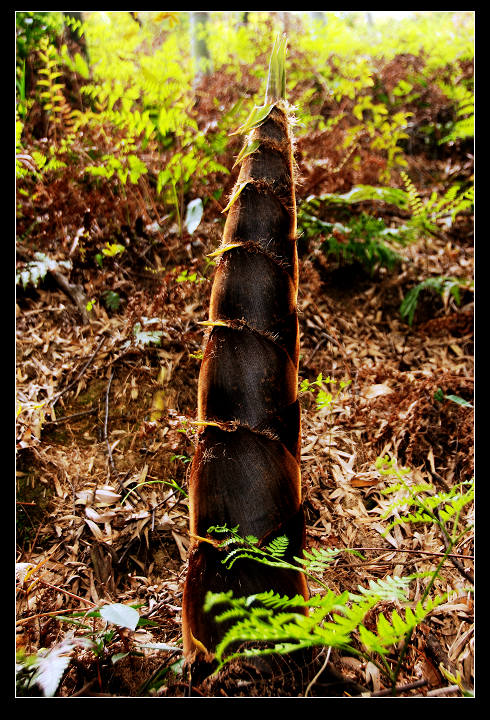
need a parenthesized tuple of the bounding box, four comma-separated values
(400, 275, 471, 325)
(204, 575, 446, 673)
(200, 454, 470, 687)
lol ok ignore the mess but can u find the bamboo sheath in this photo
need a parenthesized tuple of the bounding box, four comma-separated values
(182, 54, 308, 659)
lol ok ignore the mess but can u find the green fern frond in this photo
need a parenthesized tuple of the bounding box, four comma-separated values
(401, 171, 425, 218)
(400, 275, 468, 326)
(206, 575, 434, 669)
(359, 593, 447, 656)
(264, 535, 289, 558)
(350, 575, 412, 603)
(295, 546, 342, 574)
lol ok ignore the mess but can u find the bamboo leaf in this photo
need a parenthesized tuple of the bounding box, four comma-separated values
(221, 181, 249, 213)
(230, 105, 275, 137)
(233, 139, 261, 168)
(265, 33, 287, 102)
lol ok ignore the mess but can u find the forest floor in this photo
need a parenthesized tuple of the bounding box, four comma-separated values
(16, 65, 474, 698)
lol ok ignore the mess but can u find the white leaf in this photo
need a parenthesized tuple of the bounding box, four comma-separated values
(16, 562, 34, 584)
(32, 637, 76, 697)
(184, 198, 203, 235)
(100, 603, 140, 631)
(75, 486, 121, 506)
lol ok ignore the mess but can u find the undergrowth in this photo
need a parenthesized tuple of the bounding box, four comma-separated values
(202, 455, 474, 694)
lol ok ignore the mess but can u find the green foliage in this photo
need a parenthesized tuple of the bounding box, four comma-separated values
(434, 388, 473, 409)
(16, 11, 64, 66)
(175, 268, 205, 284)
(300, 210, 406, 273)
(401, 171, 474, 232)
(438, 82, 474, 144)
(203, 451, 472, 687)
(344, 100, 412, 182)
(37, 38, 66, 117)
(376, 455, 474, 537)
(102, 290, 122, 311)
(305, 184, 409, 209)
(102, 242, 125, 257)
(400, 275, 471, 326)
(204, 570, 445, 673)
(299, 372, 352, 412)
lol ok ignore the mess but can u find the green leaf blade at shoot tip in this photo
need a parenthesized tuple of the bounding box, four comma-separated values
(233, 139, 260, 168)
(230, 104, 275, 137)
(265, 33, 287, 103)
(221, 181, 249, 213)
(207, 243, 243, 258)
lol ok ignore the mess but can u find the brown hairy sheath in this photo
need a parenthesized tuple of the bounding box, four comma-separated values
(182, 103, 308, 661)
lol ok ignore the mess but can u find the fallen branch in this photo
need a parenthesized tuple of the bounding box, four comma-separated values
(49, 269, 91, 324)
(425, 685, 461, 697)
(103, 369, 117, 476)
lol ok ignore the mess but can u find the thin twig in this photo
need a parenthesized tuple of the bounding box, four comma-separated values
(103, 371, 144, 505)
(436, 513, 474, 583)
(69, 679, 97, 697)
(28, 577, 98, 607)
(347, 546, 474, 561)
(104, 369, 116, 475)
(51, 334, 106, 408)
(16, 604, 96, 626)
(304, 646, 332, 697)
(44, 408, 98, 425)
(366, 678, 428, 697)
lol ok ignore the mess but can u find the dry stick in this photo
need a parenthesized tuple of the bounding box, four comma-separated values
(425, 685, 461, 697)
(44, 408, 98, 425)
(69, 679, 97, 698)
(103, 370, 144, 506)
(51, 334, 106, 409)
(35, 577, 98, 607)
(366, 678, 428, 697)
(347, 546, 474, 561)
(16, 606, 95, 626)
(49, 269, 90, 324)
(436, 511, 474, 584)
(304, 646, 332, 697)
(104, 369, 117, 476)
